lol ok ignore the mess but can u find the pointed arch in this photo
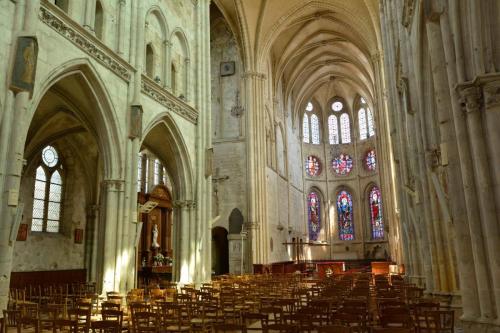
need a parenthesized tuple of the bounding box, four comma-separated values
(28, 58, 122, 179)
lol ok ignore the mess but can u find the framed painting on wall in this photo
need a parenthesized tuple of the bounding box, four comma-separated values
(74, 229, 84, 244)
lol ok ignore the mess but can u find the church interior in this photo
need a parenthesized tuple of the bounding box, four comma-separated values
(0, 0, 498, 332)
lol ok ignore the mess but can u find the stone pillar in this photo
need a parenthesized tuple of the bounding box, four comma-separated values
(174, 200, 191, 283)
(117, 0, 127, 56)
(165, 41, 172, 90)
(425, 16, 482, 321)
(243, 72, 267, 265)
(184, 58, 190, 102)
(101, 180, 121, 293)
(83, 0, 95, 32)
(459, 85, 500, 321)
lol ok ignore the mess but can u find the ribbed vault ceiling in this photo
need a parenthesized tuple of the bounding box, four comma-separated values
(212, 0, 381, 120)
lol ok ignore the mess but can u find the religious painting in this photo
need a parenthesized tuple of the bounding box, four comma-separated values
(305, 155, 321, 176)
(332, 153, 353, 175)
(365, 149, 376, 171)
(308, 191, 321, 241)
(16, 223, 28, 241)
(74, 228, 84, 244)
(370, 186, 384, 239)
(10, 36, 38, 96)
(337, 190, 354, 241)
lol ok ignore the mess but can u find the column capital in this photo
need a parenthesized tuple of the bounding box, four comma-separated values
(102, 179, 125, 191)
(243, 221, 259, 230)
(483, 81, 500, 108)
(173, 199, 197, 209)
(243, 71, 266, 80)
(459, 86, 482, 115)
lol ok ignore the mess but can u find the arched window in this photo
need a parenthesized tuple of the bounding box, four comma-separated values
(146, 44, 155, 78)
(337, 190, 354, 240)
(32, 146, 63, 233)
(303, 102, 320, 144)
(340, 113, 351, 143)
(154, 159, 161, 185)
(308, 191, 321, 241)
(137, 153, 142, 192)
(328, 115, 339, 144)
(358, 97, 375, 139)
(330, 98, 351, 144)
(94, 1, 104, 40)
(369, 186, 384, 239)
(302, 114, 310, 143)
(310, 114, 320, 144)
(358, 108, 367, 140)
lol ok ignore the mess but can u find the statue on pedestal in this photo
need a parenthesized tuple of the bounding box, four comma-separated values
(151, 224, 160, 249)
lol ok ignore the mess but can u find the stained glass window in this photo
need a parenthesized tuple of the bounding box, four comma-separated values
(308, 191, 321, 241)
(370, 186, 384, 239)
(305, 156, 321, 176)
(311, 114, 320, 144)
(358, 97, 375, 139)
(332, 154, 353, 175)
(328, 115, 339, 144)
(340, 113, 351, 143)
(302, 114, 310, 143)
(367, 108, 375, 137)
(137, 153, 142, 192)
(337, 190, 354, 240)
(306, 102, 314, 112)
(154, 159, 161, 185)
(332, 101, 343, 112)
(358, 108, 367, 140)
(32, 145, 63, 233)
(365, 149, 376, 171)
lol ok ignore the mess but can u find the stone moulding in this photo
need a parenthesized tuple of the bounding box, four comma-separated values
(141, 75, 198, 124)
(39, 3, 133, 82)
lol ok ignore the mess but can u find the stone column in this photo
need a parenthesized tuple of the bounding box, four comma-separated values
(174, 200, 191, 283)
(165, 41, 172, 90)
(101, 180, 121, 293)
(243, 72, 267, 265)
(83, 0, 96, 32)
(426, 16, 482, 321)
(184, 58, 190, 102)
(459, 85, 500, 321)
(116, 0, 127, 56)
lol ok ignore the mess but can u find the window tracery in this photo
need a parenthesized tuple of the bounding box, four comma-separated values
(32, 145, 63, 233)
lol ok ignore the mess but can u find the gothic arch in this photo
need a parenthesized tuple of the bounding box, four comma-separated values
(145, 6, 170, 39)
(141, 113, 194, 201)
(28, 58, 122, 180)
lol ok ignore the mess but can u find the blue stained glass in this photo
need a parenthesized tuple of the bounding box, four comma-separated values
(337, 190, 354, 240)
(308, 192, 321, 241)
(365, 149, 376, 171)
(370, 186, 384, 239)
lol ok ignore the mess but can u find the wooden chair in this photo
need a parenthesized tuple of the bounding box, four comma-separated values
(158, 303, 191, 332)
(68, 308, 91, 333)
(102, 302, 121, 312)
(241, 312, 268, 331)
(132, 311, 158, 333)
(213, 323, 247, 332)
(2, 310, 21, 332)
(91, 320, 121, 333)
(16, 317, 40, 333)
(414, 302, 440, 333)
(262, 323, 299, 333)
(424, 310, 453, 333)
(380, 313, 413, 329)
(101, 310, 124, 329)
(371, 328, 412, 333)
(318, 325, 352, 333)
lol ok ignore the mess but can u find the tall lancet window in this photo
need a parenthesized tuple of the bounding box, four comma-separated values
(358, 97, 375, 139)
(340, 113, 351, 143)
(369, 186, 384, 239)
(328, 115, 339, 144)
(308, 191, 321, 241)
(337, 190, 354, 240)
(303, 102, 319, 144)
(32, 145, 64, 233)
(302, 114, 310, 143)
(310, 114, 320, 144)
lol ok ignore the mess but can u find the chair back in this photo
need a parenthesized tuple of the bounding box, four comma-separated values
(133, 311, 158, 333)
(91, 320, 120, 333)
(425, 310, 454, 333)
(317, 325, 352, 333)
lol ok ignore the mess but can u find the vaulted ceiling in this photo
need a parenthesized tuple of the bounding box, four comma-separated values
(212, 0, 382, 120)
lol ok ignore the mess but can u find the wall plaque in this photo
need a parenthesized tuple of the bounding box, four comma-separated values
(129, 104, 143, 139)
(74, 229, 84, 244)
(220, 61, 235, 76)
(16, 223, 28, 241)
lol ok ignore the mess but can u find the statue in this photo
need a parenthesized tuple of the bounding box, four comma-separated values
(151, 224, 160, 249)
